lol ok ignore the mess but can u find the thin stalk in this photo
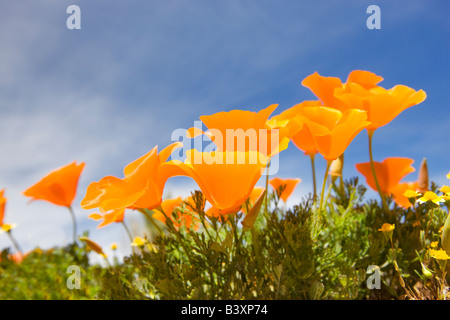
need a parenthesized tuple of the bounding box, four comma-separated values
(139, 208, 164, 236)
(67, 206, 77, 243)
(121, 220, 134, 244)
(265, 161, 271, 214)
(310, 153, 317, 202)
(319, 160, 332, 212)
(7, 230, 23, 255)
(368, 130, 389, 214)
(121, 220, 137, 255)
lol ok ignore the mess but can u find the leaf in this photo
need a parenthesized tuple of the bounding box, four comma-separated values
(222, 232, 233, 250)
(210, 242, 226, 254)
(441, 212, 450, 254)
(242, 190, 266, 230)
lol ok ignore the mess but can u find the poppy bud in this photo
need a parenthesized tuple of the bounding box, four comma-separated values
(329, 154, 344, 184)
(417, 158, 429, 193)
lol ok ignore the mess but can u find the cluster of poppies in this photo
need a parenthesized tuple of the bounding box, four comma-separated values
(3, 69, 446, 261)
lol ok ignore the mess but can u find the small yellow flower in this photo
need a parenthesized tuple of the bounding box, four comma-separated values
(418, 191, 445, 205)
(110, 242, 118, 250)
(131, 236, 147, 247)
(0, 223, 17, 233)
(403, 189, 420, 198)
(378, 223, 395, 232)
(440, 185, 450, 195)
(447, 171, 450, 179)
(430, 241, 438, 248)
(429, 249, 450, 260)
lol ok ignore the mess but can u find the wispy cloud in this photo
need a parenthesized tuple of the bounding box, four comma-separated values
(0, 1, 447, 257)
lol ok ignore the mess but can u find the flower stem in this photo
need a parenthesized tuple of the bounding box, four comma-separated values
(121, 220, 136, 255)
(265, 160, 271, 213)
(310, 154, 317, 202)
(368, 130, 389, 214)
(7, 230, 23, 255)
(121, 220, 134, 244)
(319, 160, 332, 212)
(139, 208, 164, 236)
(67, 206, 77, 243)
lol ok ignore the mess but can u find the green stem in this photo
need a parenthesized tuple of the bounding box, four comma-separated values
(7, 230, 23, 255)
(265, 161, 271, 213)
(319, 160, 332, 212)
(139, 208, 164, 236)
(310, 154, 317, 203)
(67, 206, 77, 243)
(121, 220, 137, 255)
(368, 130, 389, 215)
(121, 220, 134, 244)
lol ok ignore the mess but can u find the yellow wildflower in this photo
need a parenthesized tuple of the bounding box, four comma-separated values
(440, 185, 450, 195)
(429, 249, 450, 260)
(0, 223, 16, 233)
(131, 236, 147, 247)
(378, 223, 395, 232)
(418, 191, 444, 205)
(447, 171, 450, 179)
(430, 241, 438, 248)
(403, 189, 420, 198)
(110, 242, 118, 250)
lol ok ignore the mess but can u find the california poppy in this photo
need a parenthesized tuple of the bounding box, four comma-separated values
(335, 83, 426, 132)
(391, 181, 420, 208)
(168, 149, 269, 215)
(81, 142, 182, 213)
(153, 196, 199, 231)
(0, 189, 5, 227)
(267, 100, 322, 156)
(88, 209, 125, 229)
(187, 105, 290, 158)
(301, 70, 383, 111)
(23, 161, 85, 242)
(356, 157, 415, 194)
(269, 177, 301, 202)
(356, 157, 416, 208)
(23, 161, 85, 208)
(300, 106, 370, 161)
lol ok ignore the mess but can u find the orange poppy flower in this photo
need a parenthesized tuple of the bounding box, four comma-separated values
(269, 177, 301, 202)
(0, 189, 6, 226)
(88, 208, 125, 229)
(153, 197, 199, 230)
(301, 70, 383, 111)
(168, 149, 269, 215)
(267, 100, 322, 156)
(23, 161, 85, 207)
(391, 181, 420, 208)
(300, 106, 370, 161)
(335, 82, 426, 132)
(81, 142, 182, 213)
(187, 104, 290, 157)
(356, 157, 416, 206)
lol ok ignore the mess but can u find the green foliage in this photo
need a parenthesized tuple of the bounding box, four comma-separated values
(0, 239, 106, 299)
(1, 179, 449, 300)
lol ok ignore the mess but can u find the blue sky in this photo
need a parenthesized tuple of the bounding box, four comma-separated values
(0, 1, 448, 261)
